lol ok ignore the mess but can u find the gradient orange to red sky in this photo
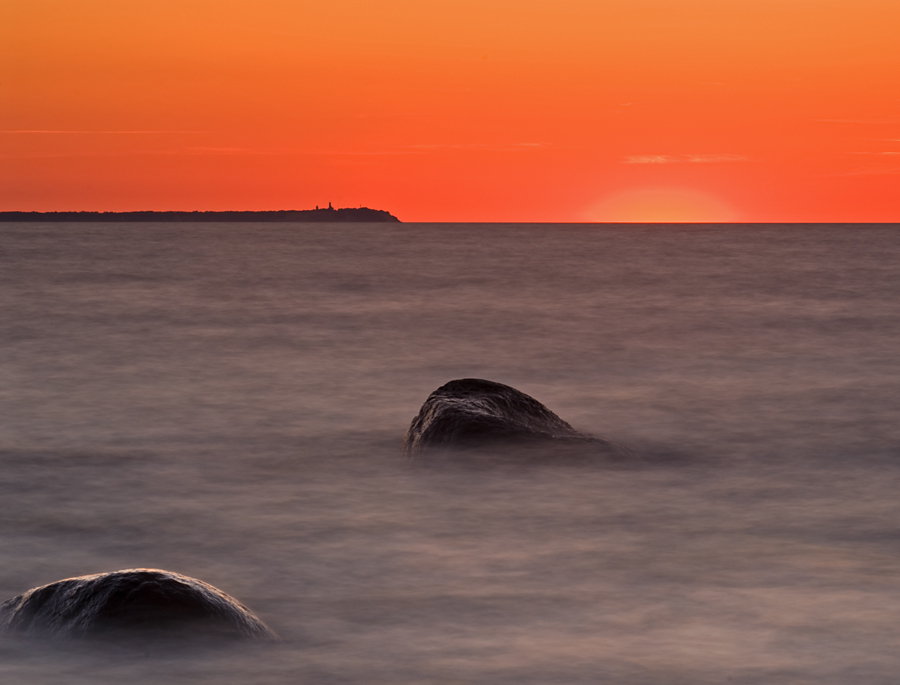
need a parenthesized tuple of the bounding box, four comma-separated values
(2, 0, 899, 221)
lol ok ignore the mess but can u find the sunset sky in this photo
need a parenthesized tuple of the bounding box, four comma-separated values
(2, 0, 898, 222)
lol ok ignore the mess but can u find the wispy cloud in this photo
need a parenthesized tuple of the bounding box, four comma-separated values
(623, 153, 747, 164)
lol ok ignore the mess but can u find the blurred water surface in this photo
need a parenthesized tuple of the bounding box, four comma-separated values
(1, 222, 899, 683)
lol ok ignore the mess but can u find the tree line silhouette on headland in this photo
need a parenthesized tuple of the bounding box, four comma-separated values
(0, 206, 401, 223)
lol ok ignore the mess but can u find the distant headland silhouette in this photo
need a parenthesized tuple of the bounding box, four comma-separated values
(0, 204, 400, 223)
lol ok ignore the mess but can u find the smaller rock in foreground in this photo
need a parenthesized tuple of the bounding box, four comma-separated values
(0, 569, 276, 642)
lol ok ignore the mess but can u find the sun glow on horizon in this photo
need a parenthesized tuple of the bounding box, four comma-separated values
(585, 189, 741, 223)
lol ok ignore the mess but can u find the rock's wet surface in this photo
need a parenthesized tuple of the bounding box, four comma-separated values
(404, 378, 626, 461)
(0, 569, 276, 642)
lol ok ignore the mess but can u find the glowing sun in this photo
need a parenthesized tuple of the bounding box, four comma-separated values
(585, 188, 740, 223)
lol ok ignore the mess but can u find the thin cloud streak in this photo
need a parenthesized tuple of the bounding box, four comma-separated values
(623, 154, 748, 164)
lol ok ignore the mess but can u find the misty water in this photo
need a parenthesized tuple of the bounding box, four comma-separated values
(1, 222, 899, 684)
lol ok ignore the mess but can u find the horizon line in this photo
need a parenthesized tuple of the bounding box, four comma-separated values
(0, 210, 896, 226)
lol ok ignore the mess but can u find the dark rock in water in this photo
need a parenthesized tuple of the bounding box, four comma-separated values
(0, 569, 276, 641)
(403, 378, 625, 460)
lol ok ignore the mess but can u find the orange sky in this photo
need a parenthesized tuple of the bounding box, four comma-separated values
(2, 0, 899, 221)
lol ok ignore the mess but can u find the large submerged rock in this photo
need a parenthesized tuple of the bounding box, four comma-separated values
(403, 378, 625, 460)
(0, 569, 276, 642)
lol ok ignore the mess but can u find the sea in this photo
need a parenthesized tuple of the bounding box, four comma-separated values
(1, 222, 899, 684)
